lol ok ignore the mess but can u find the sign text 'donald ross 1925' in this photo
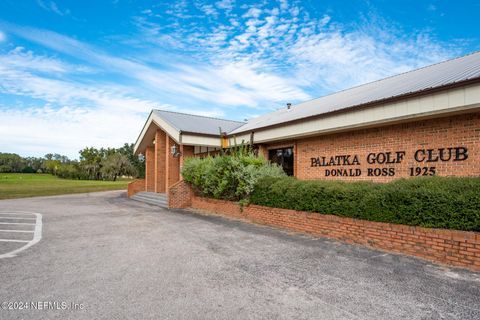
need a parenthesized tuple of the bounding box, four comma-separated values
(310, 147, 468, 177)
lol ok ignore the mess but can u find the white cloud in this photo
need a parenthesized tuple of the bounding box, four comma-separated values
(37, 0, 70, 16)
(242, 8, 262, 19)
(0, 30, 5, 42)
(0, 55, 154, 113)
(0, 106, 146, 158)
(4, 23, 309, 108)
(198, 4, 218, 17)
(0, 47, 91, 74)
(0, 103, 224, 159)
(215, 0, 235, 11)
(0, 1, 465, 158)
(138, 1, 456, 95)
(288, 29, 454, 90)
(0, 46, 161, 158)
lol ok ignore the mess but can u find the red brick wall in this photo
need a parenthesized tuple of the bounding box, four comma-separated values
(127, 179, 145, 197)
(180, 145, 194, 170)
(144, 128, 185, 193)
(191, 196, 480, 271)
(257, 144, 268, 159)
(155, 130, 167, 193)
(145, 147, 155, 192)
(168, 180, 193, 208)
(167, 136, 180, 188)
(266, 112, 480, 182)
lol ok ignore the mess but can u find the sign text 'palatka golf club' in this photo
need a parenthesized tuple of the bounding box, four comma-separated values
(310, 147, 468, 177)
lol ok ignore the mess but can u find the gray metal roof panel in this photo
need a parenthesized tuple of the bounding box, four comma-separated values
(230, 51, 480, 134)
(153, 109, 245, 136)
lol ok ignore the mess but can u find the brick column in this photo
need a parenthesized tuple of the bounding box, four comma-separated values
(155, 130, 166, 193)
(178, 145, 194, 181)
(166, 136, 180, 189)
(179, 145, 194, 175)
(293, 141, 298, 178)
(145, 146, 155, 192)
(258, 144, 268, 159)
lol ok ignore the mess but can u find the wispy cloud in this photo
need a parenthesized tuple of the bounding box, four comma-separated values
(3, 22, 309, 108)
(0, 47, 91, 74)
(37, 0, 70, 16)
(215, 0, 235, 11)
(0, 0, 469, 157)
(136, 0, 456, 95)
(0, 106, 145, 157)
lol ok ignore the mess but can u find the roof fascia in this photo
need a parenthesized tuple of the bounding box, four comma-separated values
(133, 111, 181, 154)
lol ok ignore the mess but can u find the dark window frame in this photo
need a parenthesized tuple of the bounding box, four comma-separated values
(268, 147, 294, 176)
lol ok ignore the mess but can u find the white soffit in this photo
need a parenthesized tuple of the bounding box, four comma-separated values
(181, 134, 221, 147)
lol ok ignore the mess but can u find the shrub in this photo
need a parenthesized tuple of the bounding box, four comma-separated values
(250, 176, 480, 231)
(182, 153, 286, 201)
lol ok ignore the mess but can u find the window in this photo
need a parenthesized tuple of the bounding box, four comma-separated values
(268, 147, 294, 176)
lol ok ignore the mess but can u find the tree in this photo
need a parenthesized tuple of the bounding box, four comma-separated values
(1, 142, 140, 180)
(24, 157, 45, 173)
(79, 147, 103, 180)
(117, 143, 145, 178)
(100, 153, 137, 181)
(44, 159, 61, 174)
(43, 153, 70, 174)
(0, 153, 25, 172)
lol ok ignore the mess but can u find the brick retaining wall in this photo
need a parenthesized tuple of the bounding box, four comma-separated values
(168, 180, 193, 208)
(127, 179, 145, 197)
(189, 196, 480, 272)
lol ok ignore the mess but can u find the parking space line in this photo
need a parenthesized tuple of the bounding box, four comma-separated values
(0, 222, 36, 225)
(0, 217, 36, 220)
(0, 229, 34, 233)
(0, 239, 29, 243)
(0, 212, 42, 259)
(0, 212, 35, 215)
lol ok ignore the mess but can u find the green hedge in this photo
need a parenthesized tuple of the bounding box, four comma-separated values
(250, 176, 480, 231)
(182, 153, 286, 201)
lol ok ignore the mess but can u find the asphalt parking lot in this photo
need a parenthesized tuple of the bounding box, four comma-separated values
(0, 211, 42, 259)
(0, 191, 479, 319)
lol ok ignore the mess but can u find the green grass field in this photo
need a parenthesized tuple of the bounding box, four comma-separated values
(0, 173, 132, 199)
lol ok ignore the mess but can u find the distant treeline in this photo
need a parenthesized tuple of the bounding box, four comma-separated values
(0, 143, 145, 181)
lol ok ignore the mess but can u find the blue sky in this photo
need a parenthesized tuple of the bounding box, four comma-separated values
(0, 0, 479, 158)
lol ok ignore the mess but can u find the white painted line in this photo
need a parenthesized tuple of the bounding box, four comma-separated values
(0, 222, 35, 225)
(0, 217, 36, 220)
(0, 239, 29, 243)
(0, 212, 42, 259)
(0, 229, 34, 233)
(0, 212, 35, 216)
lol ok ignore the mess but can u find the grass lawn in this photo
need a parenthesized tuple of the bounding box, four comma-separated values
(0, 173, 132, 199)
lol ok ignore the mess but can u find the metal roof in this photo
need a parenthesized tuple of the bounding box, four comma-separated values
(230, 51, 480, 134)
(153, 109, 245, 136)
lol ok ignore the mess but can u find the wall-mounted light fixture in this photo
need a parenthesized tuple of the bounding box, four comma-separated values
(137, 153, 145, 162)
(171, 144, 181, 157)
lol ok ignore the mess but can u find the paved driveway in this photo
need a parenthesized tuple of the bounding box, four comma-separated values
(0, 191, 479, 319)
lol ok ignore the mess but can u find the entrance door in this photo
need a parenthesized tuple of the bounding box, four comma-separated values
(268, 147, 294, 176)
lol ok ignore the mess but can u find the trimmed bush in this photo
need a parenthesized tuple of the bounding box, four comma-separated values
(182, 153, 286, 201)
(250, 176, 480, 231)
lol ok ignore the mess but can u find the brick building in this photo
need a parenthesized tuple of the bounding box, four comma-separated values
(133, 52, 480, 193)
